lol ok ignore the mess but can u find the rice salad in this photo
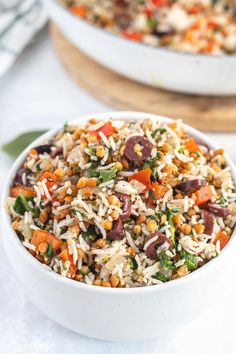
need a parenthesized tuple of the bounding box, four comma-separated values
(7, 117, 236, 288)
(61, 0, 236, 55)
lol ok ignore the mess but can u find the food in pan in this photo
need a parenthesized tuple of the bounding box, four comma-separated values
(60, 0, 236, 55)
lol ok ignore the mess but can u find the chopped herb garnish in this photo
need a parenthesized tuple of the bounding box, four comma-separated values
(158, 250, 175, 270)
(82, 226, 98, 242)
(129, 257, 138, 270)
(168, 216, 176, 248)
(60, 226, 68, 235)
(155, 208, 178, 247)
(35, 162, 42, 171)
(142, 156, 159, 169)
(45, 243, 54, 257)
(147, 17, 157, 29)
(166, 209, 179, 248)
(62, 262, 68, 271)
(219, 195, 227, 206)
(63, 122, 73, 133)
(142, 155, 160, 180)
(13, 195, 31, 215)
(155, 210, 165, 219)
(71, 208, 77, 215)
(98, 167, 118, 184)
(13, 195, 39, 217)
(194, 152, 201, 157)
(88, 167, 118, 184)
(180, 250, 198, 271)
(80, 267, 89, 275)
(149, 189, 157, 201)
(88, 147, 96, 155)
(88, 169, 100, 178)
(152, 272, 169, 282)
(151, 128, 167, 138)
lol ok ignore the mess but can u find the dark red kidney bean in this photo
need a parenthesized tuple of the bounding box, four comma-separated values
(115, 193, 131, 220)
(144, 232, 170, 260)
(204, 211, 215, 235)
(176, 179, 206, 192)
(107, 218, 124, 240)
(51, 147, 63, 158)
(124, 136, 152, 167)
(14, 168, 33, 186)
(204, 203, 230, 217)
(34, 144, 52, 154)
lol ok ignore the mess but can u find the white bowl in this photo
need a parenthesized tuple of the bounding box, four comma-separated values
(1, 111, 236, 341)
(43, 0, 236, 96)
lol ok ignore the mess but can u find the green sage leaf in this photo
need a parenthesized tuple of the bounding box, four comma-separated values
(1, 130, 47, 158)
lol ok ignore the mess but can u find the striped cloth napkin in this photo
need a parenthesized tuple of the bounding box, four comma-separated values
(0, 0, 47, 76)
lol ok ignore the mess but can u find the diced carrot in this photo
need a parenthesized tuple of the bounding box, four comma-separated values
(70, 5, 87, 17)
(194, 185, 213, 206)
(200, 41, 214, 54)
(184, 138, 201, 153)
(168, 123, 184, 138)
(10, 185, 35, 198)
(31, 230, 64, 251)
(185, 30, 195, 43)
(207, 20, 219, 30)
(214, 231, 230, 250)
(29, 148, 38, 159)
(128, 167, 152, 191)
(39, 171, 59, 190)
(210, 162, 221, 173)
(121, 31, 143, 42)
(59, 248, 78, 275)
(191, 20, 201, 30)
(188, 5, 201, 14)
(151, 182, 168, 199)
(91, 121, 114, 139)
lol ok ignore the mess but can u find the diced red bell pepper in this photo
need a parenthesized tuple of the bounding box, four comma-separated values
(151, 0, 170, 7)
(194, 185, 213, 206)
(91, 121, 114, 139)
(121, 31, 143, 42)
(143, 8, 153, 17)
(128, 167, 152, 191)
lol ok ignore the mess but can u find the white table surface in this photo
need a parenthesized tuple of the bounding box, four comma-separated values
(1, 27, 236, 354)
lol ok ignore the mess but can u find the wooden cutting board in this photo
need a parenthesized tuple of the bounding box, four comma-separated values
(50, 23, 236, 132)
